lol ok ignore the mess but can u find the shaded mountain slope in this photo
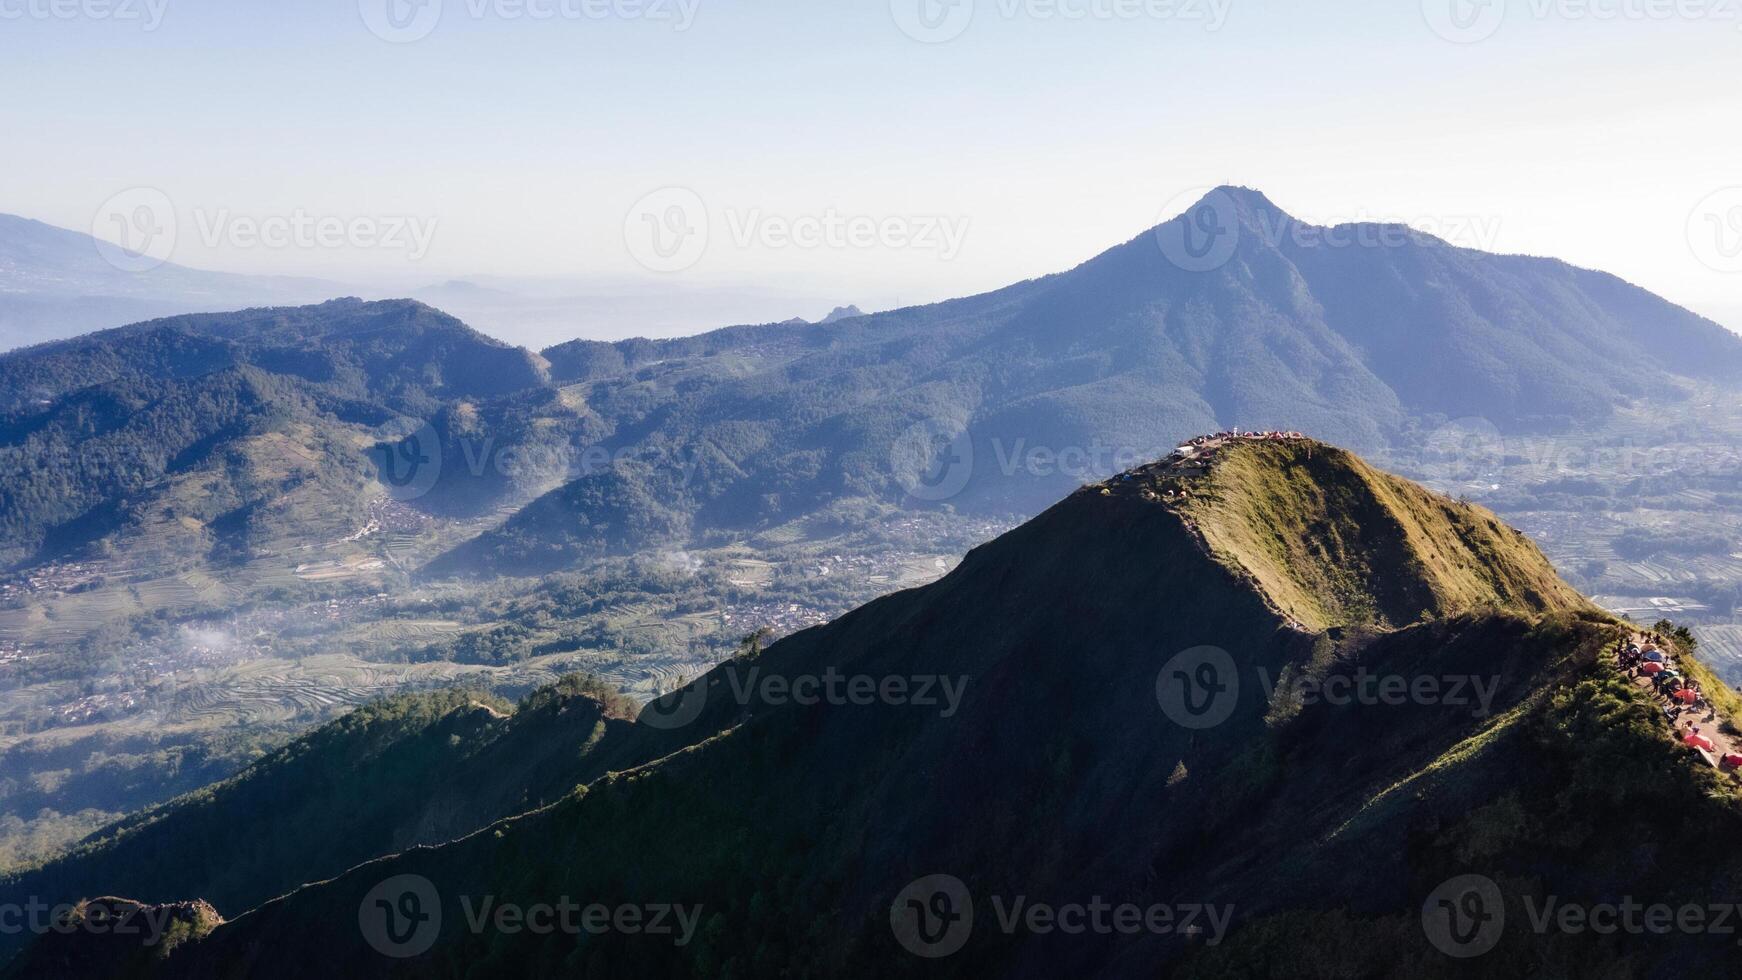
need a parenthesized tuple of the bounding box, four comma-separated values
(25, 441, 1742, 978)
(0, 675, 679, 956)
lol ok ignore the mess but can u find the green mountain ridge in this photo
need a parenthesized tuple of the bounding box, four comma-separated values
(0, 676, 672, 963)
(12, 440, 1741, 978)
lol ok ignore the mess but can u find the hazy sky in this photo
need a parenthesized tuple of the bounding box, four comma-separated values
(4, 0, 1740, 332)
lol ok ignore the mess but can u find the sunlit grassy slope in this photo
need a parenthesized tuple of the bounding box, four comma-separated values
(1153, 440, 1589, 630)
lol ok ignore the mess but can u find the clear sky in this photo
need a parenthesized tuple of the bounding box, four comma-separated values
(3, 0, 1739, 332)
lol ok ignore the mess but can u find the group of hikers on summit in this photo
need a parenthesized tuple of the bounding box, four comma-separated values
(1617, 633, 1742, 770)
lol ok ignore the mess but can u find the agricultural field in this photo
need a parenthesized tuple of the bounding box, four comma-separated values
(1695, 625, 1742, 680)
(0, 501, 1008, 866)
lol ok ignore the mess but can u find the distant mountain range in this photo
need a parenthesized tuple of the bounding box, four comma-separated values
(462, 186, 1742, 574)
(0, 214, 345, 352)
(0, 215, 847, 353)
(4, 187, 1741, 579)
(12, 441, 1741, 977)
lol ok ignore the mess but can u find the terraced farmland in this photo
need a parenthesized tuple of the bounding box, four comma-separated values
(1695, 625, 1742, 684)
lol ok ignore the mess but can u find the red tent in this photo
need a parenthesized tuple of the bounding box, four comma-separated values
(1685, 733, 1716, 752)
(1641, 662, 1665, 675)
(1725, 754, 1742, 769)
(1674, 688, 1698, 704)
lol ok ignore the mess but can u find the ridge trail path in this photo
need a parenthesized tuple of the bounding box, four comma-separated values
(1619, 631, 1741, 769)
